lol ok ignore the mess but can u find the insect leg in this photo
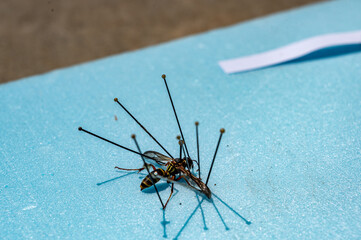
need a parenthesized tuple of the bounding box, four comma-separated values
(145, 163, 157, 171)
(115, 164, 156, 173)
(164, 182, 174, 209)
(114, 166, 144, 172)
(175, 175, 193, 188)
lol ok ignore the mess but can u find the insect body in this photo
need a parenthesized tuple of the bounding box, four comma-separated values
(116, 150, 211, 208)
(143, 151, 209, 197)
(140, 168, 167, 190)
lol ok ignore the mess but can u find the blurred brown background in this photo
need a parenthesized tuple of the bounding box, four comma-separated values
(1, 0, 323, 83)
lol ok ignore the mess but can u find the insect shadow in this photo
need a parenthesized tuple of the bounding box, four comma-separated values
(97, 171, 177, 238)
(162, 209, 171, 238)
(172, 192, 251, 240)
(160, 186, 181, 238)
(142, 182, 170, 193)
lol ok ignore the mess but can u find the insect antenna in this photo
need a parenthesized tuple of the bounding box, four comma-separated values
(78, 127, 158, 162)
(131, 134, 165, 209)
(205, 128, 225, 186)
(162, 74, 191, 165)
(195, 121, 201, 178)
(114, 98, 174, 159)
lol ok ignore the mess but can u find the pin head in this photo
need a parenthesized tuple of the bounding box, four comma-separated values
(220, 128, 225, 134)
(78, 127, 82, 131)
(195, 121, 199, 126)
(131, 134, 136, 139)
(162, 74, 166, 79)
(114, 98, 118, 102)
(176, 135, 181, 140)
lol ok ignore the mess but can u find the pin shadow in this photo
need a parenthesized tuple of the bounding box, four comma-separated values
(211, 199, 229, 230)
(173, 195, 206, 240)
(98, 172, 177, 238)
(96, 171, 138, 186)
(161, 210, 171, 238)
(213, 193, 251, 225)
(159, 185, 182, 238)
(173, 192, 251, 239)
(97, 170, 146, 187)
(196, 194, 208, 230)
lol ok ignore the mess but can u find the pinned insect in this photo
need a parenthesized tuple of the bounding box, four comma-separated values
(115, 144, 211, 208)
(78, 74, 225, 209)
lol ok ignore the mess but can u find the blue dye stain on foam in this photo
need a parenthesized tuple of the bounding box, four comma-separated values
(1, 1, 361, 239)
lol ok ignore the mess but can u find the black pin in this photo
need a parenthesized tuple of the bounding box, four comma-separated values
(176, 136, 182, 160)
(114, 98, 173, 159)
(78, 127, 158, 162)
(131, 134, 165, 209)
(195, 121, 201, 178)
(178, 140, 183, 160)
(161, 74, 191, 163)
(181, 143, 187, 161)
(177, 135, 187, 161)
(205, 128, 225, 186)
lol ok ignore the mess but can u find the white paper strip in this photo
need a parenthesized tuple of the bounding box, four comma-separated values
(219, 30, 361, 74)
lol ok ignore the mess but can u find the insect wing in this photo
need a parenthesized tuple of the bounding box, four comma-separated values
(143, 151, 173, 166)
(156, 174, 200, 192)
(188, 174, 212, 198)
(177, 166, 212, 199)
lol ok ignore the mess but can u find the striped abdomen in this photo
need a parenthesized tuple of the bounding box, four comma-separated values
(140, 168, 169, 190)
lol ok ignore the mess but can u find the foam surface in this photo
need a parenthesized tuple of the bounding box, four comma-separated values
(1, 1, 361, 239)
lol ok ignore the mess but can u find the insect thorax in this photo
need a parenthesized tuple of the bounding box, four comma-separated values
(165, 162, 178, 176)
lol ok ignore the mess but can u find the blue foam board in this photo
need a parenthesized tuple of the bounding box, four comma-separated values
(1, 1, 361, 239)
